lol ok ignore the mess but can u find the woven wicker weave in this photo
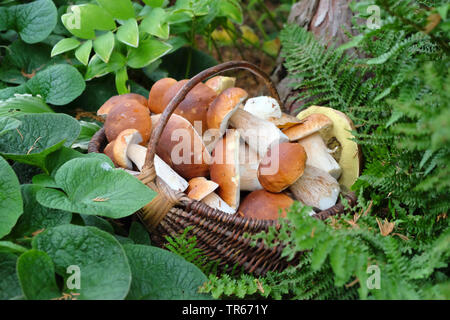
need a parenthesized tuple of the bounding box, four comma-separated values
(88, 61, 357, 276)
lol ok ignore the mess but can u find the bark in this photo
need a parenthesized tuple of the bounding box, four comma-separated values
(272, 0, 358, 114)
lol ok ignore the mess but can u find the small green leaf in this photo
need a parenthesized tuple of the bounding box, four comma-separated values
(143, 0, 165, 7)
(140, 8, 170, 39)
(127, 39, 172, 69)
(0, 253, 23, 300)
(17, 250, 61, 300)
(128, 221, 150, 245)
(72, 120, 101, 150)
(124, 244, 211, 300)
(0, 95, 53, 118)
(115, 67, 129, 95)
(93, 32, 115, 63)
(0, 156, 23, 239)
(117, 18, 139, 47)
(0, 117, 21, 137)
(33, 225, 132, 300)
(26, 64, 86, 105)
(75, 40, 93, 66)
(218, 0, 243, 24)
(0, 241, 28, 254)
(36, 157, 157, 219)
(0, 113, 81, 170)
(96, 0, 135, 20)
(51, 38, 80, 57)
(80, 214, 114, 234)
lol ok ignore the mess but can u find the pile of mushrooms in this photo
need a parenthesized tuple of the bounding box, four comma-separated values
(98, 77, 361, 221)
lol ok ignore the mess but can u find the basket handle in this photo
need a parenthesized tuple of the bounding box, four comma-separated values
(142, 60, 281, 173)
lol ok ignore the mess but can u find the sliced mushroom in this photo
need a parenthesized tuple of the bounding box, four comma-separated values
(97, 93, 148, 118)
(104, 101, 152, 145)
(186, 177, 218, 200)
(257, 142, 307, 193)
(238, 189, 294, 220)
(297, 106, 362, 191)
(210, 129, 240, 210)
(148, 77, 178, 114)
(110, 129, 188, 192)
(242, 96, 282, 120)
(239, 141, 262, 191)
(204, 76, 236, 94)
(283, 113, 341, 180)
(289, 165, 340, 211)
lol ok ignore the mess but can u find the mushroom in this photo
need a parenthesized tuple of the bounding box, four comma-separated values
(152, 113, 211, 180)
(283, 113, 342, 180)
(97, 93, 148, 119)
(242, 96, 282, 120)
(148, 77, 178, 114)
(103, 140, 118, 167)
(185, 177, 235, 214)
(108, 128, 188, 192)
(238, 189, 294, 220)
(289, 165, 340, 211)
(159, 79, 217, 135)
(104, 101, 152, 145)
(267, 112, 303, 130)
(204, 76, 236, 94)
(257, 142, 307, 193)
(210, 129, 240, 210)
(297, 106, 362, 191)
(239, 141, 262, 191)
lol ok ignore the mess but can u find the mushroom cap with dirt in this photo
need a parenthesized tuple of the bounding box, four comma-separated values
(104, 101, 152, 145)
(238, 189, 294, 220)
(97, 93, 148, 118)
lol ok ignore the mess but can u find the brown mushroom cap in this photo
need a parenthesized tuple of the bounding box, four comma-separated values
(113, 129, 143, 169)
(148, 77, 177, 114)
(282, 113, 333, 141)
(207, 87, 248, 135)
(103, 140, 117, 166)
(186, 177, 219, 201)
(97, 93, 148, 118)
(160, 80, 217, 134)
(154, 113, 211, 180)
(204, 76, 236, 94)
(257, 142, 307, 193)
(238, 190, 294, 220)
(210, 129, 240, 209)
(104, 102, 152, 145)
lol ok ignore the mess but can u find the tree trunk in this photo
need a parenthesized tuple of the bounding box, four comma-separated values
(271, 0, 358, 114)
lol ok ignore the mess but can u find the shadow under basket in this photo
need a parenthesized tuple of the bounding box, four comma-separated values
(88, 61, 358, 277)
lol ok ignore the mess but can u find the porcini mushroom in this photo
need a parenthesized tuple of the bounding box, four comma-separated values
(257, 142, 307, 193)
(210, 129, 240, 209)
(283, 113, 342, 180)
(242, 96, 282, 120)
(185, 177, 235, 214)
(267, 112, 303, 130)
(148, 77, 178, 114)
(239, 141, 262, 191)
(108, 128, 188, 192)
(297, 106, 362, 191)
(104, 101, 152, 144)
(204, 76, 236, 94)
(289, 165, 340, 211)
(238, 190, 294, 220)
(97, 93, 148, 119)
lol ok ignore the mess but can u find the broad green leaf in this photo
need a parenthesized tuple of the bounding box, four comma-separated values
(0, 113, 81, 170)
(12, 185, 71, 238)
(61, 4, 116, 40)
(0, 117, 21, 136)
(0, 84, 29, 100)
(26, 64, 86, 105)
(75, 40, 93, 66)
(31, 174, 58, 188)
(96, 0, 135, 20)
(115, 67, 129, 95)
(143, 0, 165, 8)
(0, 156, 23, 239)
(33, 225, 132, 300)
(0, 253, 23, 300)
(36, 157, 157, 219)
(218, 0, 243, 24)
(11, 0, 57, 44)
(140, 8, 170, 39)
(0, 241, 28, 254)
(93, 32, 115, 63)
(17, 250, 61, 300)
(117, 18, 139, 47)
(128, 221, 150, 245)
(85, 52, 126, 80)
(51, 38, 80, 57)
(0, 95, 53, 118)
(127, 39, 172, 69)
(124, 244, 210, 300)
(81, 214, 114, 234)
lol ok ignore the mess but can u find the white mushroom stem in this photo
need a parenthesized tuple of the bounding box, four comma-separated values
(243, 96, 282, 120)
(126, 143, 188, 192)
(289, 165, 340, 211)
(229, 108, 289, 158)
(239, 141, 262, 191)
(201, 192, 236, 214)
(297, 133, 342, 180)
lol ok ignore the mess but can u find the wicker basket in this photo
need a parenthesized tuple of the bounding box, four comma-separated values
(88, 61, 357, 276)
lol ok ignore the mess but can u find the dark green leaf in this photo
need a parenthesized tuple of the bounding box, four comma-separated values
(128, 221, 150, 245)
(0, 253, 23, 300)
